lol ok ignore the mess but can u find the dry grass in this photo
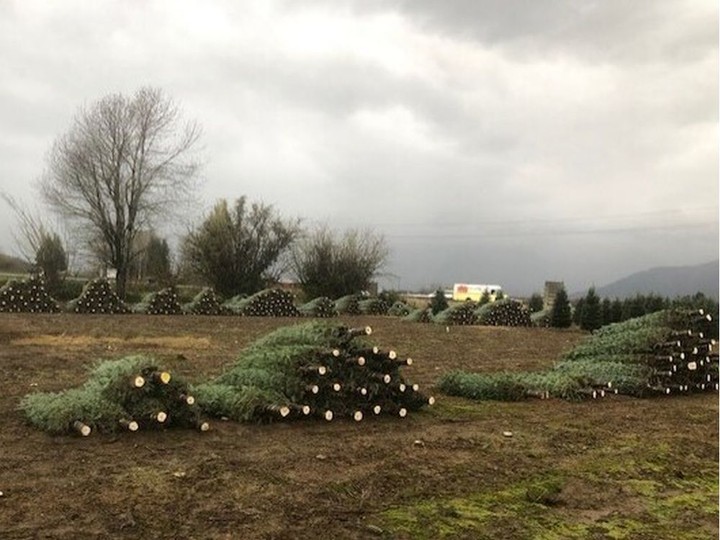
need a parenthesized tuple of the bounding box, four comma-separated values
(11, 334, 212, 349)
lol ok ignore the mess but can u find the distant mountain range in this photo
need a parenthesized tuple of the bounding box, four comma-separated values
(576, 260, 719, 300)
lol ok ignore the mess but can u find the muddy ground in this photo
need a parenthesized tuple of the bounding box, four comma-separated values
(0, 313, 717, 539)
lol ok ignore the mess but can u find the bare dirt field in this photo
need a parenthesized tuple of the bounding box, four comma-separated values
(0, 313, 717, 539)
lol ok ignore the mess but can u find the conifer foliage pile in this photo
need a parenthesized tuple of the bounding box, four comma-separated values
(403, 307, 433, 323)
(21, 355, 209, 436)
(388, 301, 412, 317)
(194, 321, 434, 423)
(134, 287, 183, 315)
(334, 294, 361, 315)
(298, 297, 338, 318)
(358, 297, 390, 315)
(66, 279, 129, 314)
(432, 302, 478, 326)
(0, 275, 60, 313)
(183, 287, 227, 315)
(232, 288, 300, 317)
(439, 309, 718, 401)
(475, 299, 532, 327)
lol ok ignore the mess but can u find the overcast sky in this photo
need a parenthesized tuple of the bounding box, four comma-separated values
(0, 0, 717, 295)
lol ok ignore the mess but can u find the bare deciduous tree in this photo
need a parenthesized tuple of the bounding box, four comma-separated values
(1, 192, 69, 289)
(40, 87, 201, 297)
(291, 226, 389, 299)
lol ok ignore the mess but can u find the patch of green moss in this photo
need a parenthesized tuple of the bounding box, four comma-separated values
(379, 476, 565, 539)
(624, 479, 662, 497)
(653, 475, 719, 518)
(379, 472, 718, 540)
(425, 398, 489, 419)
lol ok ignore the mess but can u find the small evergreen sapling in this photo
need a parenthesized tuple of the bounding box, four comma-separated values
(429, 289, 448, 315)
(549, 287, 572, 328)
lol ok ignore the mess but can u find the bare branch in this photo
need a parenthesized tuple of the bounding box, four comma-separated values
(39, 87, 202, 297)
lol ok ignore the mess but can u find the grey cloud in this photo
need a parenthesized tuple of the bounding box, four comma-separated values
(0, 1, 716, 294)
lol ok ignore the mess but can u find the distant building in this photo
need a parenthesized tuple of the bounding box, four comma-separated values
(544, 281, 565, 309)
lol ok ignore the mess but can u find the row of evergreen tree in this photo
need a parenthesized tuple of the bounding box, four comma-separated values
(531, 288, 717, 332)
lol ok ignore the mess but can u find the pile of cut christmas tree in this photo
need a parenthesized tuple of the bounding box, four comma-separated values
(227, 288, 300, 317)
(0, 275, 60, 313)
(432, 299, 531, 327)
(21, 355, 209, 436)
(133, 287, 183, 315)
(298, 296, 337, 318)
(66, 278, 129, 314)
(475, 299, 532, 327)
(439, 308, 718, 401)
(194, 321, 434, 422)
(183, 287, 229, 315)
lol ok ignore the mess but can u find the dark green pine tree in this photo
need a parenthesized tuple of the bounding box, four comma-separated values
(610, 298, 624, 323)
(572, 298, 585, 326)
(601, 297, 613, 326)
(622, 295, 645, 320)
(549, 287, 572, 328)
(429, 289, 449, 315)
(580, 287, 603, 331)
(527, 293, 544, 313)
(478, 290, 492, 306)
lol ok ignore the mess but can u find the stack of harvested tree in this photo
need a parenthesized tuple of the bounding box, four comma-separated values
(475, 299, 532, 327)
(560, 308, 718, 396)
(133, 287, 183, 315)
(298, 297, 338, 318)
(183, 287, 228, 315)
(388, 301, 412, 317)
(334, 294, 361, 315)
(433, 302, 478, 325)
(438, 308, 718, 401)
(403, 307, 433, 323)
(530, 309, 551, 328)
(358, 297, 390, 315)
(66, 279, 129, 314)
(21, 355, 209, 436)
(222, 294, 247, 314)
(231, 289, 300, 317)
(0, 275, 60, 313)
(194, 321, 434, 422)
